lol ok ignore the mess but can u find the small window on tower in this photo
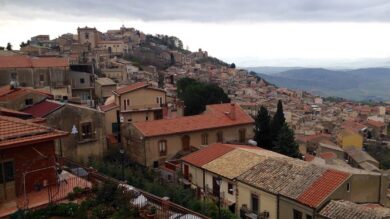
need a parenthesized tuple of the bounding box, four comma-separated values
(85, 33, 89, 39)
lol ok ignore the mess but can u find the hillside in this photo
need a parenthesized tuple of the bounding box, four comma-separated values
(254, 68, 390, 101)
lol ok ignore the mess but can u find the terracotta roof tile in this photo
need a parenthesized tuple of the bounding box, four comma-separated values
(181, 143, 235, 167)
(297, 169, 350, 207)
(113, 82, 148, 95)
(319, 152, 337, 160)
(0, 115, 67, 148)
(133, 103, 254, 137)
(0, 86, 52, 102)
(0, 56, 68, 68)
(367, 119, 386, 128)
(341, 120, 367, 132)
(22, 100, 63, 118)
(98, 103, 119, 112)
(319, 200, 390, 219)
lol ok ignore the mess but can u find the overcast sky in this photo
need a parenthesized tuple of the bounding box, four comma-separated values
(1, 0, 390, 67)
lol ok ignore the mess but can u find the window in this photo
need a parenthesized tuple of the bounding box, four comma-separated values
(11, 73, 17, 80)
(80, 78, 85, 84)
(239, 129, 246, 143)
(25, 98, 33, 106)
(228, 183, 233, 195)
(85, 32, 89, 39)
(156, 97, 159, 104)
(127, 99, 130, 106)
(146, 116, 149, 121)
(293, 209, 302, 219)
(251, 194, 259, 213)
(158, 140, 167, 156)
(159, 97, 163, 105)
(347, 182, 350, 192)
(217, 131, 223, 143)
(39, 74, 44, 82)
(81, 122, 93, 140)
(0, 161, 14, 183)
(123, 99, 126, 110)
(306, 215, 313, 219)
(201, 133, 208, 145)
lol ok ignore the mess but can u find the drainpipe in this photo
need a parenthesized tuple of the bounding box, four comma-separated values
(276, 194, 280, 219)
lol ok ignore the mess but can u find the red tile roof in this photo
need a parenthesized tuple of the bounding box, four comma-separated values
(181, 143, 236, 167)
(22, 100, 63, 118)
(0, 107, 32, 118)
(297, 169, 350, 208)
(304, 154, 315, 162)
(113, 82, 148, 95)
(98, 103, 119, 112)
(319, 152, 337, 160)
(133, 103, 254, 137)
(341, 120, 367, 133)
(0, 56, 68, 68)
(0, 115, 67, 148)
(0, 86, 52, 102)
(367, 119, 385, 128)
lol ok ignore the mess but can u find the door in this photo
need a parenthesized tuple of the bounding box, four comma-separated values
(183, 164, 189, 180)
(0, 160, 16, 201)
(182, 135, 190, 151)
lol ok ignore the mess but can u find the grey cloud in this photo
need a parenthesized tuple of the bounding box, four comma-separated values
(3, 0, 390, 22)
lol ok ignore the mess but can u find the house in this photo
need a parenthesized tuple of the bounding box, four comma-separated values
(366, 119, 387, 138)
(69, 71, 94, 105)
(125, 103, 254, 167)
(0, 115, 67, 202)
(0, 56, 69, 89)
(23, 100, 107, 162)
(337, 129, 364, 150)
(344, 146, 380, 172)
(237, 158, 351, 219)
(0, 85, 52, 110)
(95, 77, 116, 104)
(181, 143, 284, 213)
(318, 200, 390, 219)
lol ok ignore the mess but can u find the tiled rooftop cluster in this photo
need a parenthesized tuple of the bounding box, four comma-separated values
(319, 200, 390, 219)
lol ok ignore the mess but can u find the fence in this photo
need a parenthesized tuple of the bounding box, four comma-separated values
(59, 156, 209, 219)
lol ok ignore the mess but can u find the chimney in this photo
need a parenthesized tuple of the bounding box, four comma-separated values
(230, 103, 236, 120)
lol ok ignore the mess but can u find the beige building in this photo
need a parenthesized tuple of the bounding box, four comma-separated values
(95, 77, 116, 104)
(98, 82, 166, 137)
(125, 103, 254, 167)
(97, 41, 128, 55)
(78, 26, 100, 49)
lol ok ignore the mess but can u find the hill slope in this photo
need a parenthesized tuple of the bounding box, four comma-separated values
(255, 68, 390, 101)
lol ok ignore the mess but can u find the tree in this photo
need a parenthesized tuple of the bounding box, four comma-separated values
(254, 106, 272, 149)
(177, 78, 230, 115)
(6, 42, 12, 51)
(230, 63, 236, 68)
(271, 100, 285, 142)
(274, 123, 301, 158)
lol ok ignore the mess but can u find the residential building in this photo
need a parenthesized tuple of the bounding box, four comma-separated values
(0, 85, 52, 110)
(0, 115, 67, 202)
(69, 71, 94, 105)
(95, 77, 116, 104)
(124, 103, 254, 167)
(337, 129, 364, 150)
(23, 100, 107, 162)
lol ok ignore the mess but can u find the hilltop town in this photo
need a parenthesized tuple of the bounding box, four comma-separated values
(0, 25, 390, 219)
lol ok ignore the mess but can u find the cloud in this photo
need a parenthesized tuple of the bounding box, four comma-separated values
(2, 0, 390, 22)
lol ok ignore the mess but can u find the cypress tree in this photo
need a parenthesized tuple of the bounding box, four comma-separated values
(271, 100, 285, 143)
(254, 106, 272, 149)
(274, 123, 301, 158)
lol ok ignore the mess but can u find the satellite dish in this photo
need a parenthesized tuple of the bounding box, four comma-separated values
(71, 125, 78, 135)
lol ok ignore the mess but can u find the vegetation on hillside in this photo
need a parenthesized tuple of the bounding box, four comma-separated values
(177, 78, 230, 115)
(365, 144, 390, 169)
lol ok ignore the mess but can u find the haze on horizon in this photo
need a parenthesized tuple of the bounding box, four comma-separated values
(1, 0, 390, 68)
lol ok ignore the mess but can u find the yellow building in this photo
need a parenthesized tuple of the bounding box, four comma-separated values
(337, 129, 363, 149)
(126, 103, 254, 167)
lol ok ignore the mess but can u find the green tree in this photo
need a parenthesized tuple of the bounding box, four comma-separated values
(6, 42, 12, 51)
(230, 63, 236, 68)
(274, 123, 301, 158)
(254, 106, 272, 149)
(177, 78, 230, 115)
(271, 100, 285, 142)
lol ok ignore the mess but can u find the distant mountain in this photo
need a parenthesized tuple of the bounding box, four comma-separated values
(246, 66, 304, 75)
(254, 68, 390, 101)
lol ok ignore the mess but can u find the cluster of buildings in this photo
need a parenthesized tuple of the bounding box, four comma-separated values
(0, 25, 389, 218)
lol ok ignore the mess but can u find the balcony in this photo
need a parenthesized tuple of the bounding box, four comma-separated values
(121, 103, 163, 112)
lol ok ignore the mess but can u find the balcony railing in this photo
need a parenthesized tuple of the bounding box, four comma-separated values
(121, 103, 163, 112)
